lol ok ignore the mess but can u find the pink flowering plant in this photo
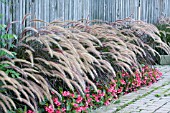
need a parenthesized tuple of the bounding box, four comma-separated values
(21, 65, 162, 113)
(9, 65, 162, 113)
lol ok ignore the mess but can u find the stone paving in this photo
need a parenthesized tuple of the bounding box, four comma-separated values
(92, 65, 170, 113)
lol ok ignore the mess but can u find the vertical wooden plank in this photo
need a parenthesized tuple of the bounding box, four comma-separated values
(41, 0, 45, 22)
(103, 0, 106, 21)
(44, 0, 50, 22)
(7, 0, 12, 44)
(64, 0, 69, 21)
(89, 0, 92, 20)
(0, 1, 1, 24)
(68, 0, 73, 20)
(29, 0, 36, 26)
(112, 0, 116, 21)
(88, 0, 93, 20)
(78, 0, 82, 20)
(50, 0, 56, 22)
(108, 0, 111, 21)
(58, 0, 64, 20)
(95, 0, 98, 20)
(34, 0, 38, 27)
(70, 0, 74, 20)
(73, 0, 77, 20)
(73, 0, 76, 20)
(148, 0, 151, 23)
(167, 0, 170, 16)
(145, 0, 148, 22)
(19, 0, 22, 25)
(38, 0, 43, 26)
(92, 0, 94, 20)
(0, 2, 1, 25)
(8, 0, 13, 33)
(72, 0, 75, 20)
(83, 0, 90, 20)
(82, 0, 85, 19)
(55, 0, 59, 20)
(47, 0, 50, 22)
(141, 0, 143, 21)
(120, 0, 123, 19)
(105, 0, 108, 21)
(100, 0, 106, 20)
(22, 0, 25, 26)
(41, 0, 44, 21)
(115, 0, 118, 20)
(1, 0, 5, 25)
(16, 0, 20, 32)
(5, 0, 8, 24)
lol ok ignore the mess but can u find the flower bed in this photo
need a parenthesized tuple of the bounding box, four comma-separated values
(1, 17, 168, 113)
(26, 65, 162, 113)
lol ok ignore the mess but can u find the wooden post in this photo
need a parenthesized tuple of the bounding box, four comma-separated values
(138, 0, 141, 20)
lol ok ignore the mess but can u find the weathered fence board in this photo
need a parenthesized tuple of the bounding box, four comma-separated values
(1, 0, 170, 33)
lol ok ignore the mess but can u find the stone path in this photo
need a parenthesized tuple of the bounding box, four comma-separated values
(92, 65, 170, 113)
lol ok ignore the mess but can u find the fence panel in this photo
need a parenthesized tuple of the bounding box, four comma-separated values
(1, 0, 170, 33)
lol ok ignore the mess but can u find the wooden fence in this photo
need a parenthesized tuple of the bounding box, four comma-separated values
(1, 0, 170, 33)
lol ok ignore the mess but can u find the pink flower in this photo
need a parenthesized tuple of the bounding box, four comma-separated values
(95, 96, 100, 102)
(148, 82, 152, 86)
(82, 106, 88, 111)
(136, 73, 140, 77)
(120, 79, 126, 85)
(73, 103, 79, 107)
(92, 94, 96, 97)
(148, 71, 153, 76)
(85, 87, 90, 93)
(137, 82, 141, 87)
(99, 92, 105, 97)
(86, 94, 90, 98)
(143, 65, 149, 70)
(156, 74, 160, 79)
(108, 86, 115, 92)
(62, 91, 70, 97)
(97, 90, 102, 93)
(159, 72, 163, 76)
(76, 107, 84, 112)
(45, 105, 54, 113)
(85, 101, 89, 107)
(133, 88, 137, 92)
(87, 98, 92, 103)
(53, 98, 61, 106)
(104, 100, 110, 106)
(111, 91, 115, 95)
(70, 93, 75, 98)
(132, 81, 135, 86)
(155, 70, 162, 78)
(27, 110, 34, 113)
(56, 110, 61, 113)
(144, 76, 148, 80)
(111, 79, 116, 83)
(142, 80, 147, 84)
(124, 92, 129, 95)
(117, 87, 123, 93)
(76, 95, 83, 103)
(122, 73, 126, 77)
(92, 94, 101, 102)
(61, 108, 66, 112)
(76, 107, 82, 112)
(142, 68, 145, 72)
